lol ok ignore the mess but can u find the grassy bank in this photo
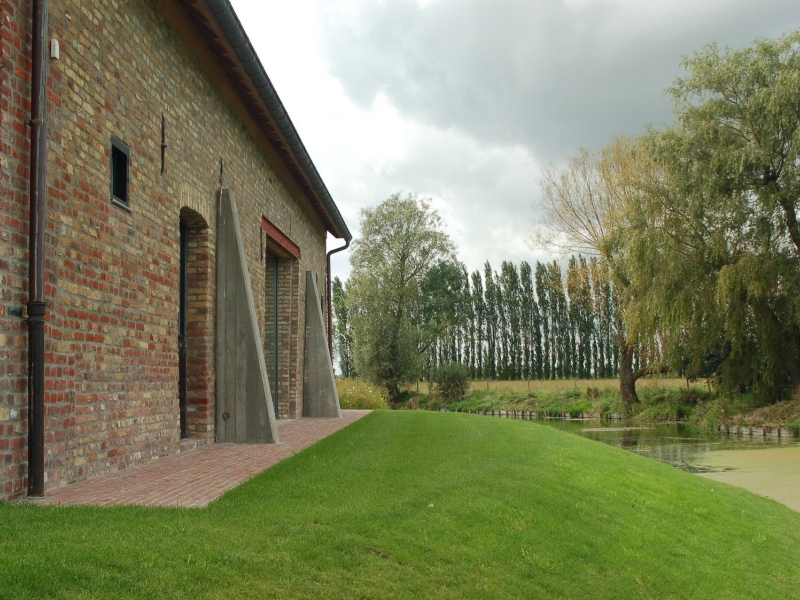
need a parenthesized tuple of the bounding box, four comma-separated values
(400, 378, 710, 422)
(2, 411, 800, 598)
(698, 395, 800, 432)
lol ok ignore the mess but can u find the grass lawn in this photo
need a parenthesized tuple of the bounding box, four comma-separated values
(1, 411, 799, 599)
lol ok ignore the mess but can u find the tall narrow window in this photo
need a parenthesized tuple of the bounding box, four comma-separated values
(110, 136, 130, 207)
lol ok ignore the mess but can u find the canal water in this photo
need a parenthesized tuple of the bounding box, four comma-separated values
(539, 420, 800, 472)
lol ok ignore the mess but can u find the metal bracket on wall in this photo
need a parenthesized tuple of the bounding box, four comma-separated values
(160, 114, 167, 175)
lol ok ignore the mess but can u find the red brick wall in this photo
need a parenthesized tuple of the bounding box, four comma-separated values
(0, 0, 331, 501)
(0, 0, 33, 501)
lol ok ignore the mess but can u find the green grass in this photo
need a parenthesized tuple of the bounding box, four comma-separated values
(2, 411, 799, 598)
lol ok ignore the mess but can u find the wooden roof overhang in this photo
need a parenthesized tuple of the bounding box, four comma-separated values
(154, 0, 352, 241)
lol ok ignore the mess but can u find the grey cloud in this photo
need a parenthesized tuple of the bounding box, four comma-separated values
(321, 0, 800, 160)
(321, 128, 542, 277)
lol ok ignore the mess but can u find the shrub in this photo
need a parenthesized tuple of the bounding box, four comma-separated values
(335, 378, 390, 410)
(433, 363, 471, 402)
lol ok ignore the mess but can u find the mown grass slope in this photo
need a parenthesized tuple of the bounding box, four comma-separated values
(1, 411, 798, 599)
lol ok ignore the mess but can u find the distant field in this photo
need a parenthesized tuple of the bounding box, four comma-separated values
(405, 377, 703, 396)
(460, 377, 699, 393)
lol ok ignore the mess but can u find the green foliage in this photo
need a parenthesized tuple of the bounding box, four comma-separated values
(441, 380, 710, 422)
(449, 386, 606, 417)
(432, 362, 471, 401)
(335, 378, 390, 410)
(347, 192, 456, 402)
(340, 29, 800, 410)
(470, 270, 486, 378)
(332, 276, 356, 378)
(636, 388, 709, 422)
(567, 256, 594, 379)
(420, 260, 472, 381)
(622, 29, 800, 405)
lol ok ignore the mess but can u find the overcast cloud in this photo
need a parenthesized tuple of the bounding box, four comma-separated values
(229, 0, 800, 279)
(321, 0, 800, 159)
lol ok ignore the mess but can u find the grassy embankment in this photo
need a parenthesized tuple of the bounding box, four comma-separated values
(384, 377, 800, 429)
(395, 378, 710, 422)
(2, 411, 800, 598)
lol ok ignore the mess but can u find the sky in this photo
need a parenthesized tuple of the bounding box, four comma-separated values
(228, 0, 800, 282)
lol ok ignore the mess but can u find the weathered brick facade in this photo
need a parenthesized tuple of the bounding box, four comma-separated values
(0, 0, 346, 501)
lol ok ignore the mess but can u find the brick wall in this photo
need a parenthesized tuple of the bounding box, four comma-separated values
(0, 0, 33, 501)
(0, 0, 332, 501)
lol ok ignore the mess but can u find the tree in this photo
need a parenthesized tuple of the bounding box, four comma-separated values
(470, 270, 485, 379)
(537, 136, 657, 410)
(332, 276, 355, 378)
(519, 261, 540, 379)
(535, 262, 551, 380)
(499, 262, 523, 379)
(347, 193, 456, 402)
(547, 261, 567, 379)
(461, 265, 476, 377)
(420, 260, 470, 381)
(483, 262, 499, 379)
(567, 255, 593, 379)
(623, 29, 800, 402)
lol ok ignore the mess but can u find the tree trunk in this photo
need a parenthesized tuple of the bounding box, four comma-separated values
(618, 340, 648, 415)
(619, 343, 637, 414)
(388, 381, 402, 404)
(785, 332, 800, 391)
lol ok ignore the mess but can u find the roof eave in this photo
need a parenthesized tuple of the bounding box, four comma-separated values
(191, 0, 352, 241)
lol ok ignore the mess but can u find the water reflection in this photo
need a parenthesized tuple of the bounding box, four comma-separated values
(540, 420, 800, 472)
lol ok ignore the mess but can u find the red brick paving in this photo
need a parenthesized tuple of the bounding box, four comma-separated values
(37, 411, 371, 508)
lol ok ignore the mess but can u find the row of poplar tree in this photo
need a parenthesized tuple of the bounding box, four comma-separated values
(333, 254, 656, 382)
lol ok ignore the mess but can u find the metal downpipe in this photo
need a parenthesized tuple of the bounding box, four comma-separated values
(27, 0, 49, 497)
(326, 239, 350, 363)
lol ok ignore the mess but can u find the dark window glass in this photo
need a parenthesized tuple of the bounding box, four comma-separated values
(110, 136, 129, 206)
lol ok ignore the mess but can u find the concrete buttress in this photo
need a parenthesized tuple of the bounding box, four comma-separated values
(215, 189, 279, 443)
(303, 271, 342, 418)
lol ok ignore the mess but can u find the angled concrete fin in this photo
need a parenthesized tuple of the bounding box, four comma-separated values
(303, 271, 342, 418)
(215, 189, 279, 443)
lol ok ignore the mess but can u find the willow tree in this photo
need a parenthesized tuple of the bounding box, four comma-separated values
(538, 136, 656, 410)
(625, 29, 800, 402)
(347, 193, 455, 402)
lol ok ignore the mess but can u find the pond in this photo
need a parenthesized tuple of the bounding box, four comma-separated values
(539, 419, 800, 472)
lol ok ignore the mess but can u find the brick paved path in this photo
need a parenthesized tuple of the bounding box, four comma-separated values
(38, 411, 371, 508)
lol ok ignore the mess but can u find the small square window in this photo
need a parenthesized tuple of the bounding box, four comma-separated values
(110, 136, 130, 207)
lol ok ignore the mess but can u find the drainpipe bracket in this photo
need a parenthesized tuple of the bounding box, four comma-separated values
(25, 301, 46, 320)
(26, 302, 47, 320)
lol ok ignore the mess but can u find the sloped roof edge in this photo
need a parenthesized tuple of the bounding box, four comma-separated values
(204, 0, 352, 241)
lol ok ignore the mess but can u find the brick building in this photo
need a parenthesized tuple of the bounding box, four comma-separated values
(0, 0, 350, 501)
